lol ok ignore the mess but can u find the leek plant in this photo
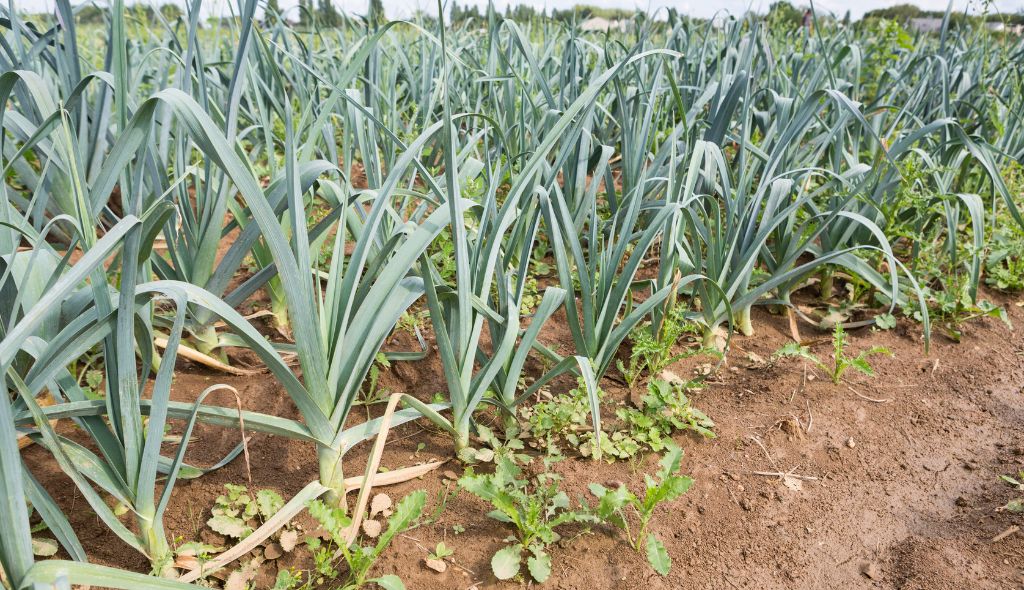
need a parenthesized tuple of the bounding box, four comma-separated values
(541, 174, 707, 377)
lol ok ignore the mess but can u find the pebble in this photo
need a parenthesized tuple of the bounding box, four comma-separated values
(860, 561, 883, 580)
(263, 543, 283, 560)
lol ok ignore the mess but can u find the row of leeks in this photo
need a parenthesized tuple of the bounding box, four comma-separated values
(2, 0, 1023, 585)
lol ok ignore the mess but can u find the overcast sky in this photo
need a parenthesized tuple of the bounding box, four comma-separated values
(9, 0, 1024, 20)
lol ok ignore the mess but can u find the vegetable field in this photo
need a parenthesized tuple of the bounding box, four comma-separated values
(2, 2, 1023, 588)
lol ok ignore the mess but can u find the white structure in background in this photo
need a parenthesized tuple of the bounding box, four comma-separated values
(910, 16, 1023, 35)
(909, 17, 944, 32)
(580, 17, 628, 33)
(985, 22, 1024, 34)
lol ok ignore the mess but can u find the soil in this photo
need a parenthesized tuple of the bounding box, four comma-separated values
(22, 289, 1024, 590)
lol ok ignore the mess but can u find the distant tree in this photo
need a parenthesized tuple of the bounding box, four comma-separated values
(451, 1, 482, 24)
(318, 0, 340, 26)
(508, 4, 538, 22)
(158, 3, 183, 21)
(552, 5, 633, 23)
(77, 5, 106, 24)
(862, 4, 923, 23)
(368, 0, 386, 25)
(265, 0, 281, 22)
(298, 0, 313, 26)
(766, 1, 803, 27)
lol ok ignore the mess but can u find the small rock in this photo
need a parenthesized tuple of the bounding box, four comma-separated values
(781, 418, 804, 439)
(846, 437, 856, 449)
(425, 558, 447, 573)
(442, 470, 459, 481)
(200, 529, 227, 547)
(860, 561, 882, 580)
(264, 543, 283, 560)
(740, 498, 753, 511)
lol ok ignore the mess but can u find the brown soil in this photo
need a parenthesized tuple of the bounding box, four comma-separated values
(23, 292, 1024, 589)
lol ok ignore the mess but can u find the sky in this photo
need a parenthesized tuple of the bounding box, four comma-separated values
(8, 0, 1024, 21)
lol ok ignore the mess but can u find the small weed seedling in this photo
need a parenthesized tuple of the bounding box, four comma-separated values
(456, 423, 530, 465)
(428, 541, 454, 561)
(458, 455, 596, 583)
(424, 541, 455, 573)
(1000, 471, 1024, 513)
(617, 379, 715, 453)
(520, 380, 598, 455)
(907, 284, 1012, 342)
(524, 379, 714, 461)
(305, 490, 426, 590)
(207, 484, 285, 540)
(28, 514, 58, 558)
(357, 352, 392, 407)
(774, 324, 892, 385)
(617, 305, 700, 390)
(586, 444, 693, 575)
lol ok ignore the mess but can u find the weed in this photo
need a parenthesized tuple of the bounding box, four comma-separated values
(428, 542, 454, 561)
(616, 379, 715, 452)
(774, 324, 892, 385)
(523, 379, 714, 460)
(357, 352, 391, 407)
(458, 455, 596, 583)
(586, 444, 693, 575)
(207, 484, 285, 540)
(305, 490, 425, 590)
(617, 305, 700, 390)
(1000, 471, 1024, 513)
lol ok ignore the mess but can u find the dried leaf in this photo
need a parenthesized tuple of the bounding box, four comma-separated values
(174, 555, 200, 571)
(279, 529, 298, 552)
(32, 538, 58, 557)
(224, 569, 252, 590)
(362, 519, 382, 538)
(370, 493, 392, 518)
(659, 369, 685, 384)
(744, 352, 767, 369)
